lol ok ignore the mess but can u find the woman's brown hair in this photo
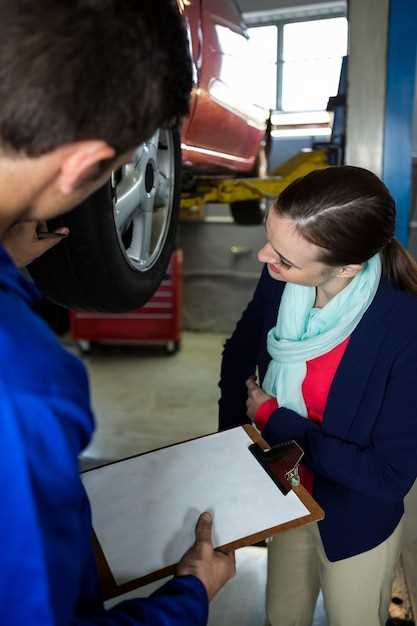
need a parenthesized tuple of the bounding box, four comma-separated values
(275, 165, 417, 295)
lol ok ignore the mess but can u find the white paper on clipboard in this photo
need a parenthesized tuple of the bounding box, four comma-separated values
(82, 427, 309, 585)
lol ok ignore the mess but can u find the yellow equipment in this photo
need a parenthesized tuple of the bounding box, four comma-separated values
(180, 148, 329, 220)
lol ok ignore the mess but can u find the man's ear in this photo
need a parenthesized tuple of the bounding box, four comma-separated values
(57, 141, 116, 195)
(336, 264, 363, 278)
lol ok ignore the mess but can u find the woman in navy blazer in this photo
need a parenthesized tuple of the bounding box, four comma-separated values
(219, 166, 417, 626)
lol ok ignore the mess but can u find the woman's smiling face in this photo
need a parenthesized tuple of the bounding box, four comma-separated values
(258, 208, 338, 287)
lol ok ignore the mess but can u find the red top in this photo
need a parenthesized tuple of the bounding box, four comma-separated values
(255, 337, 350, 493)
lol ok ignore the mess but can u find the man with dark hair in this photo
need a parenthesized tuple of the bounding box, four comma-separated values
(0, 0, 191, 158)
(0, 2, 235, 625)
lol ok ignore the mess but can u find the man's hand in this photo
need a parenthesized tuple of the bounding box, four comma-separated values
(2, 221, 69, 268)
(246, 376, 273, 421)
(176, 512, 236, 601)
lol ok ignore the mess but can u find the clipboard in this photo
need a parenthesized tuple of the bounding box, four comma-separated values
(82, 425, 324, 600)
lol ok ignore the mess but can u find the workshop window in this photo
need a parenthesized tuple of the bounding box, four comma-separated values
(281, 17, 348, 112)
(247, 25, 278, 110)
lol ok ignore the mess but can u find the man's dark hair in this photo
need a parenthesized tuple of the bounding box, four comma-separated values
(0, 0, 193, 156)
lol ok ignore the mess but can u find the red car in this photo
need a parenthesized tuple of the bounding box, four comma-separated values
(29, 0, 268, 312)
(182, 0, 267, 174)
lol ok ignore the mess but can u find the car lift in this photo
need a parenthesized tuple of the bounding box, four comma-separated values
(180, 147, 330, 220)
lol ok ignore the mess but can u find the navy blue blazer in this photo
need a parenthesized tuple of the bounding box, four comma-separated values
(219, 265, 417, 561)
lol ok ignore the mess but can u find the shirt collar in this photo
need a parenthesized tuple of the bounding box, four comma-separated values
(0, 244, 41, 304)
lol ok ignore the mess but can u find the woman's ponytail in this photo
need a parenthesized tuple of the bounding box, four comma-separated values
(381, 238, 417, 296)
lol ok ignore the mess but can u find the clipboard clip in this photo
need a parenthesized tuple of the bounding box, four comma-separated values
(248, 440, 304, 495)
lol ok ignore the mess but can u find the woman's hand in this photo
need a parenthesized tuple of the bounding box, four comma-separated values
(3, 221, 69, 268)
(245, 376, 274, 421)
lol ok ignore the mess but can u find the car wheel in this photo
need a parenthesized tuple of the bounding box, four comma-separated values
(28, 128, 181, 312)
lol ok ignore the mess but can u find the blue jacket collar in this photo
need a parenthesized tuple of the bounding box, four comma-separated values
(0, 244, 41, 305)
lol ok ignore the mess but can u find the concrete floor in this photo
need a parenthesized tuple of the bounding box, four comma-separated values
(79, 331, 328, 626)
(81, 332, 224, 462)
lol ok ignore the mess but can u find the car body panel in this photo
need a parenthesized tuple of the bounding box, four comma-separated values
(181, 0, 267, 174)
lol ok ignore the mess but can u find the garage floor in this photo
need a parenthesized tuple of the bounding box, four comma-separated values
(78, 331, 328, 625)
(81, 332, 223, 461)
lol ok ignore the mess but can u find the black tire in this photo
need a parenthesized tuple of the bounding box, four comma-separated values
(28, 129, 181, 313)
(230, 199, 265, 226)
(32, 297, 70, 336)
(229, 140, 269, 226)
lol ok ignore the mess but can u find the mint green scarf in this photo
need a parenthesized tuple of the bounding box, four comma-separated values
(262, 254, 382, 417)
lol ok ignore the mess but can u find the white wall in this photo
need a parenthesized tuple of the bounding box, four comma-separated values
(345, 0, 389, 175)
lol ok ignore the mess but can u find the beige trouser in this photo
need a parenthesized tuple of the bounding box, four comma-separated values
(266, 520, 403, 626)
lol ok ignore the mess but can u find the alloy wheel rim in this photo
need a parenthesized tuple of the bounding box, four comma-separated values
(112, 128, 175, 272)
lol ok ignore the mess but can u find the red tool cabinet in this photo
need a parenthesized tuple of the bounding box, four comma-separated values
(70, 250, 182, 354)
